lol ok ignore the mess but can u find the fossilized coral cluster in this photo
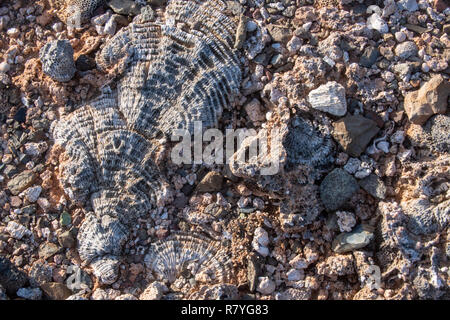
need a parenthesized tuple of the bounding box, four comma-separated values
(52, 0, 243, 285)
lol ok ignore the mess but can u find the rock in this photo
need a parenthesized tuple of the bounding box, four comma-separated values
(367, 13, 388, 34)
(58, 231, 76, 248)
(41, 283, 72, 300)
(395, 31, 406, 42)
(320, 168, 359, 211)
(395, 41, 418, 59)
(13, 108, 27, 123)
(244, 98, 265, 122)
(39, 242, 61, 260)
(59, 211, 72, 227)
(267, 24, 291, 43)
(336, 211, 356, 232)
(0, 257, 28, 296)
(332, 224, 374, 253)
(359, 46, 379, 68)
(257, 277, 275, 295)
(252, 227, 269, 257)
(0, 61, 10, 73)
(29, 262, 53, 287)
(16, 287, 42, 300)
(139, 281, 168, 300)
(289, 255, 309, 270)
(108, 0, 141, 16)
(359, 174, 386, 199)
(247, 255, 260, 293)
(343, 158, 361, 175)
(286, 269, 303, 281)
(397, 0, 418, 12)
(25, 186, 42, 203)
(404, 75, 450, 125)
(427, 114, 450, 153)
(332, 115, 380, 157)
(147, 0, 167, 5)
(104, 15, 118, 35)
(307, 81, 347, 116)
(433, 0, 447, 12)
(7, 170, 36, 195)
(6, 221, 31, 240)
(39, 40, 76, 82)
(196, 171, 223, 193)
(234, 14, 248, 50)
(75, 55, 96, 71)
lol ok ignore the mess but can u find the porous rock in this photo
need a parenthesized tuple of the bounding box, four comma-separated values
(39, 40, 76, 82)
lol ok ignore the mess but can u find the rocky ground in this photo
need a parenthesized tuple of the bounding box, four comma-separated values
(0, 0, 449, 300)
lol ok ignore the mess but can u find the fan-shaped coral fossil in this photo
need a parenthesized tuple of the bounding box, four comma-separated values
(144, 233, 233, 286)
(52, 0, 243, 284)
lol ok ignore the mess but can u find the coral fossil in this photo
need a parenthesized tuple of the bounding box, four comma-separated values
(144, 233, 233, 285)
(52, 0, 242, 284)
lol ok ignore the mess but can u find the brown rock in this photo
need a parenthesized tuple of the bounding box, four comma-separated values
(39, 242, 61, 260)
(332, 115, 380, 157)
(404, 75, 450, 125)
(433, 0, 448, 12)
(36, 12, 53, 26)
(196, 171, 223, 193)
(267, 24, 292, 43)
(7, 170, 36, 195)
(40, 282, 72, 300)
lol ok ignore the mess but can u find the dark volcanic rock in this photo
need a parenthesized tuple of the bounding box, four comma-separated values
(320, 168, 359, 211)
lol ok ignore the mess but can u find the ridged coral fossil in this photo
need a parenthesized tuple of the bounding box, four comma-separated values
(144, 233, 233, 292)
(52, 0, 243, 284)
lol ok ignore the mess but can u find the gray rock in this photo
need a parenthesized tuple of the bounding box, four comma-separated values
(7, 170, 36, 195)
(359, 46, 379, 68)
(39, 40, 76, 82)
(29, 261, 53, 287)
(395, 41, 418, 59)
(359, 174, 386, 199)
(247, 255, 260, 293)
(320, 168, 359, 211)
(332, 224, 374, 253)
(403, 199, 442, 236)
(39, 242, 61, 260)
(308, 81, 347, 116)
(108, 0, 141, 16)
(367, 13, 388, 34)
(283, 117, 335, 180)
(332, 115, 380, 157)
(0, 257, 28, 296)
(16, 287, 42, 300)
(427, 114, 450, 153)
(397, 0, 418, 12)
